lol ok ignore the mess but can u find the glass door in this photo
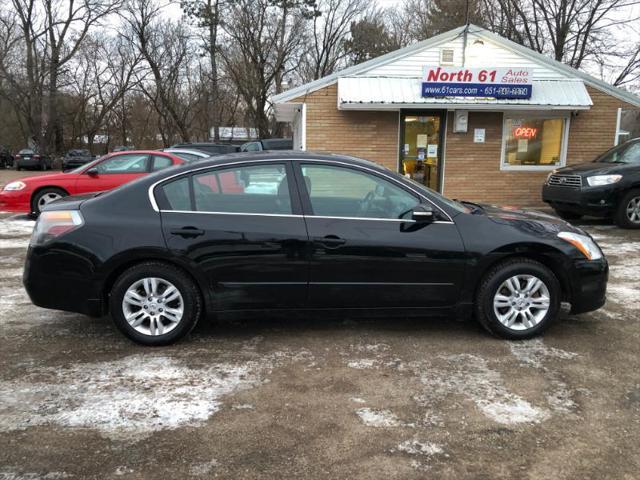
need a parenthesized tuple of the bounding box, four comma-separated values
(400, 112, 445, 191)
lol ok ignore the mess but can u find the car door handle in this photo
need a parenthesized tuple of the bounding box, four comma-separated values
(317, 235, 346, 248)
(170, 227, 205, 238)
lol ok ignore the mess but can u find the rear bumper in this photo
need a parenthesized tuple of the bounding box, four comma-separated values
(17, 159, 44, 168)
(542, 184, 617, 217)
(568, 257, 608, 314)
(23, 245, 104, 317)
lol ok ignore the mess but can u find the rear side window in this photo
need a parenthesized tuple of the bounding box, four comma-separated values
(159, 164, 292, 214)
(162, 177, 190, 211)
(193, 164, 291, 214)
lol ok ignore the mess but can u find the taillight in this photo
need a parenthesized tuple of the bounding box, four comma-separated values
(33, 155, 41, 159)
(31, 210, 84, 246)
(15, 155, 21, 159)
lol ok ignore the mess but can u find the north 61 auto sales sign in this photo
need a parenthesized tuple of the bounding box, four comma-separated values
(421, 67, 533, 99)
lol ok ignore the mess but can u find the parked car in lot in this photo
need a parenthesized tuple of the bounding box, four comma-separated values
(170, 142, 239, 156)
(0, 145, 14, 168)
(0, 150, 184, 215)
(162, 148, 211, 163)
(24, 152, 608, 345)
(15, 149, 52, 170)
(240, 138, 293, 152)
(62, 149, 93, 171)
(543, 138, 640, 228)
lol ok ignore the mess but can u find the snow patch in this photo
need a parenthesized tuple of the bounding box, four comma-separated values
(0, 350, 309, 441)
(347, 359, 377, 369)
(0, 470, 70, 480)
(396, 439, 443, 456)
(356, 408, 403, 428)
(350, 343, 390, 353)
(509, 339, 577, 369)
(189, 459, 218, 476)
(0, 218, 35, 237)
(412, 354, 549, 425)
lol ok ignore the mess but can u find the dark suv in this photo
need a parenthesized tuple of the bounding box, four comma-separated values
(240, 138, 293, 152)
(542, 138, 640, 228)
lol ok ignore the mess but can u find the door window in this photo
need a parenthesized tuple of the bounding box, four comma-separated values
(151, 155, 174, 171)
(95, 154, 148, 174)
(159, 164, 291, 214)
(301, 164, 419, 219)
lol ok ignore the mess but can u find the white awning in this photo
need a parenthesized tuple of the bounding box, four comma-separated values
(338, 77, 592, 110)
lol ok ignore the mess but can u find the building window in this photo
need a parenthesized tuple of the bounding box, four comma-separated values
(501, 114, 570, 170)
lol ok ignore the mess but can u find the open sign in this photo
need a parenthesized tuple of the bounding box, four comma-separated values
(513, 127, 538, 139)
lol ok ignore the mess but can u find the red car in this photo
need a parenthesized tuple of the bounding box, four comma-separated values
(0, 151, 184, 215)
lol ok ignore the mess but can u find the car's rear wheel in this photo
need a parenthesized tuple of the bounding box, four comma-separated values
(110, 262, 202, 346)
(475, 258, 560, 339)
(31, 187, 68, 215)
(614, 189, 640, 229)
(554, 209, 582, 221)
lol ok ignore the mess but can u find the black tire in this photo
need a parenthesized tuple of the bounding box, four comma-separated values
(109, 262, 202, 346)
(475, 257, 561, 339)
(31, 187, 68, 215)
(16, 166, 22, 171)
(554, 209, 582, 221)
(614, 189, 640, 229)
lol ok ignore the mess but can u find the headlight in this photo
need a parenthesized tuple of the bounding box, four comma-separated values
(558, 231, 603, 260)
(586, 174, 621, 187)
(3, 181, 26, 191)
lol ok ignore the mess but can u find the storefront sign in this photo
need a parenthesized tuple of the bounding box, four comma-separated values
(513, 126, 538, 139)
(421, 67, 533, 99)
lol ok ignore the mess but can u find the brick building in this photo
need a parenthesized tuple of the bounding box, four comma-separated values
(273, 25, 640, 206)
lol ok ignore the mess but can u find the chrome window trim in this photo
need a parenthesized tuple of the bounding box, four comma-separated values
(160, 209, 303, 219)
(148, 157, 454, 223)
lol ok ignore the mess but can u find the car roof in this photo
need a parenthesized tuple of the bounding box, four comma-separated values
(168, 151, 388, 172)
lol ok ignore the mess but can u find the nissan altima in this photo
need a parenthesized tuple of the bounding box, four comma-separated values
(24, 152, 608, 345)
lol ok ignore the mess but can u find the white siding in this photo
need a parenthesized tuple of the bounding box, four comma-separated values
(362, 32, 568, 81)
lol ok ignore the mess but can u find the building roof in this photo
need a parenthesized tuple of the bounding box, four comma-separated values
(273, 24, 640, 108)
(338, 77, 592, 110)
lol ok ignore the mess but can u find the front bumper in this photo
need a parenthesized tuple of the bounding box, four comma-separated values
(0, 190, 31, 213)
(542, 184, 618, 217)
(568, 257, 608, 314)
(23, 244, 104, 317)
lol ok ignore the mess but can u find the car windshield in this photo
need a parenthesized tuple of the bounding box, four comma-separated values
(405, 177, 470, 214)
(68, 155, 107, 173)
(595, 140, 640, 164)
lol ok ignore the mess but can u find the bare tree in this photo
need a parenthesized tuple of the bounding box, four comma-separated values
(123, 0, 200, 144)
(221, 0, 308, 137)
(299, 0, 366, 82)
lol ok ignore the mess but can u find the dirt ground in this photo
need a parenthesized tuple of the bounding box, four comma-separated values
(0, 171, 639, 479)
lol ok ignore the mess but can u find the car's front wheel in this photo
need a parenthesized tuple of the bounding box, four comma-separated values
(614, 189, 640, 229)
(110, 262, 202, 346)
(475, 258, 561, 339)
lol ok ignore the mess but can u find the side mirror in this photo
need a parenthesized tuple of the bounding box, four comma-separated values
(86, 167, 99, 177)
(412, 205, 435, 222)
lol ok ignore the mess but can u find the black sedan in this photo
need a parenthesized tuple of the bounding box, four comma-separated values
(543, 138, 640, 228)
(24, 152, 608, 345)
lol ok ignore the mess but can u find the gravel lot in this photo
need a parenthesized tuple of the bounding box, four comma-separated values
(0, 180, 639, 478)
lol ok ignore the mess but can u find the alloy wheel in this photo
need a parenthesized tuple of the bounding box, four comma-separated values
(37, 192, 63, 211)
(626, 196, 640, 224)
(493, 274, 551, 331)
(121, 277, 184, 336)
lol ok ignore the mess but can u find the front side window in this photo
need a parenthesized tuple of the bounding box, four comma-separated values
(161, 164, 291, 214)
(501, 115, 568, 169)
(95, 154, 148, 174)
(301, 164, 419, 219)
